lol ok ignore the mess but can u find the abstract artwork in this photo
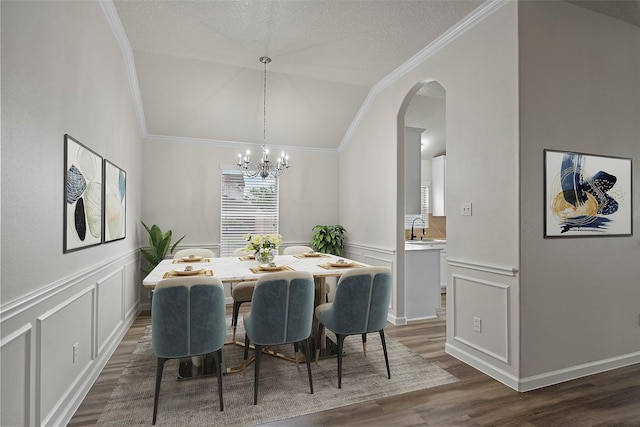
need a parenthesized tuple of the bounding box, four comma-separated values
(64, 134, 103, 252)
(544, 149, 632, 237)
(103, 159, 126, 243)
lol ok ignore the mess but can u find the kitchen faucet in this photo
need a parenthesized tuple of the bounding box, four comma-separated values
(410, 217, 426, 240)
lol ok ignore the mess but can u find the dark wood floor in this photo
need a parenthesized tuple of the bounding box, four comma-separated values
(69, 297, 640, 426)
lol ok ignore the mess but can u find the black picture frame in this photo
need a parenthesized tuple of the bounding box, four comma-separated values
(64, 134, 103, 252)
(103, 159, 127, 243)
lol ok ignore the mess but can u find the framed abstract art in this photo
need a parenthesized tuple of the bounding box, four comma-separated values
(544, 149, 632, 237)
(103, 159, 126, 243)
(64, 134, 103, 252)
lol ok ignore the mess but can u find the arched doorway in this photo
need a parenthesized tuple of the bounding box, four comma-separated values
(397, 80, 446, 323)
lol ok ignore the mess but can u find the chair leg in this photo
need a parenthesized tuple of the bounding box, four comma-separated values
(253, 344, 263, 405)
(152, 357, 168, 425)
(232, 301, 242, 341)
(379, 330, 391, 380)
(315, 323, 325, 363)
(243, 334, 250, 361)
(304, 338, 314, 394)
(336, 334, 346, 389)
(362, 333, 367, 357)
(212, 349, 224, 411)
(293, 342, 299, 365)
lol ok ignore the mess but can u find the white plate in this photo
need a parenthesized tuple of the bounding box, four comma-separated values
(181, 256, 203, 262)
(258, 265, 285, 271)
(172, 267, 204, 276)
(328, 261, 354, 268)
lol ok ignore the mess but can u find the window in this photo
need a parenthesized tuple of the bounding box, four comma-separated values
(404, 185, 429, 229)
(220, 169, 279, 256)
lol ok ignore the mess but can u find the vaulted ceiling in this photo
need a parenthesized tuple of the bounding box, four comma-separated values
(110, 0, 640, 153)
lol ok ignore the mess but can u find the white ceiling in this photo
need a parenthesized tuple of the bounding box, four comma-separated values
(111, 0, 640, 153)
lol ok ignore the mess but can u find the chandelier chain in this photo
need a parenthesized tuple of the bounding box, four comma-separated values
(236, 56, 289, 179)
(263, 57, 267, 142)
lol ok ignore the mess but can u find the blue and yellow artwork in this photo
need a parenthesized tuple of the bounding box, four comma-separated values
(545, 150, 632, 237)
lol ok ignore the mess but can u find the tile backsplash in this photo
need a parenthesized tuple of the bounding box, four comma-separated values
(405, 215, 446, 240)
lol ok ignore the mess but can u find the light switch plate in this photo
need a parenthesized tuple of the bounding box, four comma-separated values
(461, 202, 472, 216)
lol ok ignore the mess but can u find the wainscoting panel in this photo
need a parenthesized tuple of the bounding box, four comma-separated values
(124, 260, 139, 320)
(97, 269, 125, 355)
(0, 249, 140, 426)
(1, 323, 32, 427)
(451, 274, 510, 363)
(37, 287, 95, 425)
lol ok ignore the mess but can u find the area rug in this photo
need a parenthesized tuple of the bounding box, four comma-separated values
(97, 320, 457, 426)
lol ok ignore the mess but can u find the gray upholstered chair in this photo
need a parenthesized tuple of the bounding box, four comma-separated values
(173, 248, 215, 259)
(243, 271, 315, 404)
(314, 267, 392, 388)
(282, 245, 313, 255)
(230, 249, 257, 341)
(151, 276, 226, 424)
(233, 248, 252, 257)
(231, 280, 256, 341)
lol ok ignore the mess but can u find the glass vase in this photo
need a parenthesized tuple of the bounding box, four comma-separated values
(255, 248, 276, 264)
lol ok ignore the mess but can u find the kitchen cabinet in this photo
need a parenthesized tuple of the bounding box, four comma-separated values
(431, 155, 446, 216)
(404, 242, 441, 321)
(404, 127, 424, 215)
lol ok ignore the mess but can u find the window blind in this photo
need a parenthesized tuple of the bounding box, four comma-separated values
(220, 169, 279, 256)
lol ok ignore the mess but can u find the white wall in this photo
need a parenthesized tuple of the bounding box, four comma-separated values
(339, 1, 521, 381)
(518, 1, 640, 386)
(140, 139, 340, 247)
(1, 1, 142, 425)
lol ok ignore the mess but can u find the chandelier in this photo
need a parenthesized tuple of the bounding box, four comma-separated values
(237, 56, 290, 179)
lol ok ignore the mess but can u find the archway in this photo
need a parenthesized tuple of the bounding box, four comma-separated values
(397, 79, 446, 323)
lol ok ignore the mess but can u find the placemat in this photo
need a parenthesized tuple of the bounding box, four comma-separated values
(239, 256, 255, 261)
(293, 253, 330, 259)
(317, 263, 366, 270)
(249, 265, 295, 274)
(162, 269, 214, 278)
(172, 258, 211, 264)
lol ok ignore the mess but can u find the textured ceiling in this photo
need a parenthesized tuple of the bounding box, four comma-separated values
(112, 0, 484, 150)
(111, 0, 639, 152)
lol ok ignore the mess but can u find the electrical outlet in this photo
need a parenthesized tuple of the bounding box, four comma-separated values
(473, 317, 482, 333)
(461, 202, 472, 216)
(73, 343, 79, 363)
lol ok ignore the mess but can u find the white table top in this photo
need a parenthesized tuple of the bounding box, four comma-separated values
(142, 253, 370, 288)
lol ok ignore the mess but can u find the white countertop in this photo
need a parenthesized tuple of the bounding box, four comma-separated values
(405, 240, 446, 251)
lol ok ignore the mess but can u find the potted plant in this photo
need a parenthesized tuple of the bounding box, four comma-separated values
(311, 225, 346, 256)
(140, 221, 186, 275)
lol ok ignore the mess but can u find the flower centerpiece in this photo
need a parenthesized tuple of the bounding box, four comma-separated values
(243, 233, 283, 264)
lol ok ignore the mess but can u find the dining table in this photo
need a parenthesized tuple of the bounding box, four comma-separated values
(143, 252, 371, 378)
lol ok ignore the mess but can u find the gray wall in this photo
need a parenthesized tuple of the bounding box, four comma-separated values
(519, 1, 640, 383)
(339, 0, 521, 381)
(139, 139, 340, 247)
(1, 1, 142, 425)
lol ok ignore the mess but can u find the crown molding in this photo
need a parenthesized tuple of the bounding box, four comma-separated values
(99, 0, 148, 137)
(338, 0, 511, 152)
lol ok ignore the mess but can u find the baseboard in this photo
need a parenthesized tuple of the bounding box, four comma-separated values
(445, 342, 520, 390)
(446, 342, 640, 392)
(518, 350, 640, 392)
(387, 313, 406, 326)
